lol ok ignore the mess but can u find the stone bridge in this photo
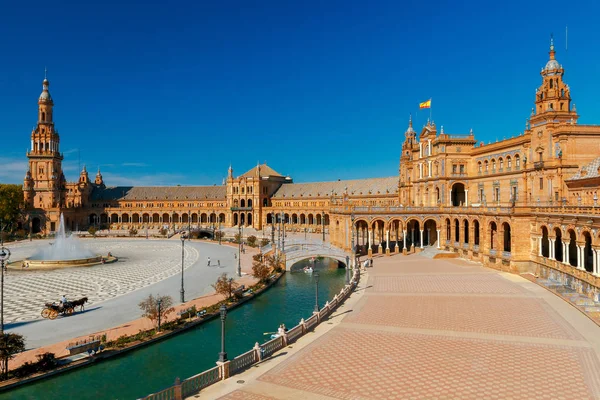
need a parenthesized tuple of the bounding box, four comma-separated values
(263, 240, 351, 271)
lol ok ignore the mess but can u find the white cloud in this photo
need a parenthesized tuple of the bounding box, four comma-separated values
(121, 162, 148, 167)
(0, 157, 27, 183)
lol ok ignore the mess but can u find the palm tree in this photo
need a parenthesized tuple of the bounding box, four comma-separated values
(0, 333, 26, 379)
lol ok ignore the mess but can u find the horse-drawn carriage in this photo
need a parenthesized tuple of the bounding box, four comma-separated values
(41, 297, 88, 320)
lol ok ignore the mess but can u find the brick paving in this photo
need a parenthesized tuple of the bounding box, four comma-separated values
(210, 254, 600, 400)
(344, 296, 583, 340)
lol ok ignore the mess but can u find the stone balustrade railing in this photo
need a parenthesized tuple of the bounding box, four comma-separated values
(140, 269, 361, 400)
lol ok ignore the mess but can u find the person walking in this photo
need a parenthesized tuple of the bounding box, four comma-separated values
(207, 257, 211, 267)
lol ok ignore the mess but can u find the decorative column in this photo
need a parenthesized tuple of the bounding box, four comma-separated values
(419, 142, 423, 158)
(465, 189, 469, 206)
(592, 248, 598, 276)
(576, 245, 583, 269)
(385, 229, 390, 255)
(436, 229, 441, 249)
(428, 161, 432, 178)
(549, 238, 555, 260)
(448, 190, 452, 206)
(538, 237, 543, 257)
(564, 242, 570, 265)
(420, 229, 424, 249)
(428, 139, 432, 156)
(403, 230, 407, 250)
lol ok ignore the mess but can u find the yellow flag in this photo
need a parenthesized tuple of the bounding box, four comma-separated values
(419, 99, 431, 109)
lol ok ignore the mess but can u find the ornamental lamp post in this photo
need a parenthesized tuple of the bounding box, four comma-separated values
(322, 211, 326, 242)
(0, 245, 10, 335)
(345, 255, 350, 285)
(156, 298, 163, 333)
(281, 211, 285, 252)
(271, 212, 275, 247)
(351, 212, 356, 274)
(188, 210, 191, 241)
(237, 224, 242, 277)
(218, 304, 228, 362)
(180, 236, 185, 302)
(313, 269, 320, 313)
(218, 214, 222, 245)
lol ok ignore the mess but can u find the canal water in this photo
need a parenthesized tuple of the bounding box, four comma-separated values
(4, 259, 346, 400)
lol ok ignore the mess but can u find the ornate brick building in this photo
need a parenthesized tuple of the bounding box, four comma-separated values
(23, 40, 600, 282)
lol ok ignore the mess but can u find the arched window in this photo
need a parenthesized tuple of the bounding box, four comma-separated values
(507, 156, 512, 168)
(561, 89, 565, 97)
(499, 158, 503, 170)
(515, 155, 520, 168)
(491, 159, 496, 171)
(549, 79, 553, 89)
(478, 162, 482, 172)
(484, 160, 489, 172)
(41, 112, 46, 121)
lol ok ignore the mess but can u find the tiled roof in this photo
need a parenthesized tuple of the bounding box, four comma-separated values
(272, 177, 398, 198)
(240, 163, 283, 178)
(567, 157, 600, 181)
(91, 185, 226, 201)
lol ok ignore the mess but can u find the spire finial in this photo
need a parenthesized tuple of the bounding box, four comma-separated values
(44, 67, 47, 80)
(549, 33, 556, 60)
(409, 113, 412, 127)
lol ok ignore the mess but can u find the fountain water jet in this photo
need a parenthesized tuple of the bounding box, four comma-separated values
(19, 214, 112, 269)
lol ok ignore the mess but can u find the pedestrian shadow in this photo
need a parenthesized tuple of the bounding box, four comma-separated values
(353, 285, 372, 292)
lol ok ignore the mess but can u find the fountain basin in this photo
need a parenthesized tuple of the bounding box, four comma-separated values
(9, 256, 118, 270)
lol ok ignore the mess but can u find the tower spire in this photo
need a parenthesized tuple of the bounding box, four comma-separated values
(549, 33, 555, 60)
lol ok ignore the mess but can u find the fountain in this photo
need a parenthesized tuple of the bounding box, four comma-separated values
(19, 214, 113, 269)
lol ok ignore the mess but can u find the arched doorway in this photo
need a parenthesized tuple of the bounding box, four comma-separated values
(463, 220, 469, 244)
(554, 228, 563, 262)
(541, 227, 549, 257)
(473, 220, 480, 246)
(31, 217, 41, 234)
(233, 213, 239, 226)
(451, 183, 466, 206)
(502, 222, 511, 252)
(406, 220, 421, 248)
(568, 230, 577, 266)
(454, 218, 459, 243)
(423, 219, 438, 247)
(584, 231, 593, 272)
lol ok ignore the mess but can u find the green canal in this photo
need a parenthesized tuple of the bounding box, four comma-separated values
(3, 260, 347, 400)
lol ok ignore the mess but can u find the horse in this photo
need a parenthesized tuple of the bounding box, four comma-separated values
(71, 297, 89, 312)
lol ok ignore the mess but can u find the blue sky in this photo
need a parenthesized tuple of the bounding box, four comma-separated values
(2, 0, 600, 186)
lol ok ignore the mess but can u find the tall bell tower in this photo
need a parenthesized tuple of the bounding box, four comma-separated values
(530, 36, 578, 125)
(24, 71, 66, 210)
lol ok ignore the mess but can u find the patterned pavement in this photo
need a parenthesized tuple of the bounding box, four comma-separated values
(3, 239, 198, 323)
(206, 253, 600, 400)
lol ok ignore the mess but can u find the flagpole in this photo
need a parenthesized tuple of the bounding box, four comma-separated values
(429, 98, 432, 122)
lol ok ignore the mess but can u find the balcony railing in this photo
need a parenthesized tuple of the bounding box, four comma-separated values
(230, 207, 252, 211)
(534, 161, 544, 170)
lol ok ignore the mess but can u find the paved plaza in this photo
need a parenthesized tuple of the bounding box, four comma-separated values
(199, 254, 600, 400)
(4, 238, 245, 348)
(4, 239, 199, 323)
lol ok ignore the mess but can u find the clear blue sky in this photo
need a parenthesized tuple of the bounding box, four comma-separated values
(2, 0, 599, 186)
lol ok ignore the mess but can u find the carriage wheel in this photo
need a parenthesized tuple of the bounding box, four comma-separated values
(41, 308, 51, 319)
(65, 307, 74, 315)
(49, 309, 59, 320)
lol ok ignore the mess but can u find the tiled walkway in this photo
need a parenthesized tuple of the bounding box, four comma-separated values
(197, 254, 600, 399)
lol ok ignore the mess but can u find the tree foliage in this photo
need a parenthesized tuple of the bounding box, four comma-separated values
(252, 254, 277, 283)
(0, 332, 26, 378)
(212, 273, 239, 300)
(0, 184, 24, 234)
(139, 294, 174, 327)
(129, 228, 138, 237)
(88, 226, 97, 237)
(246, 235, 257, 247)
